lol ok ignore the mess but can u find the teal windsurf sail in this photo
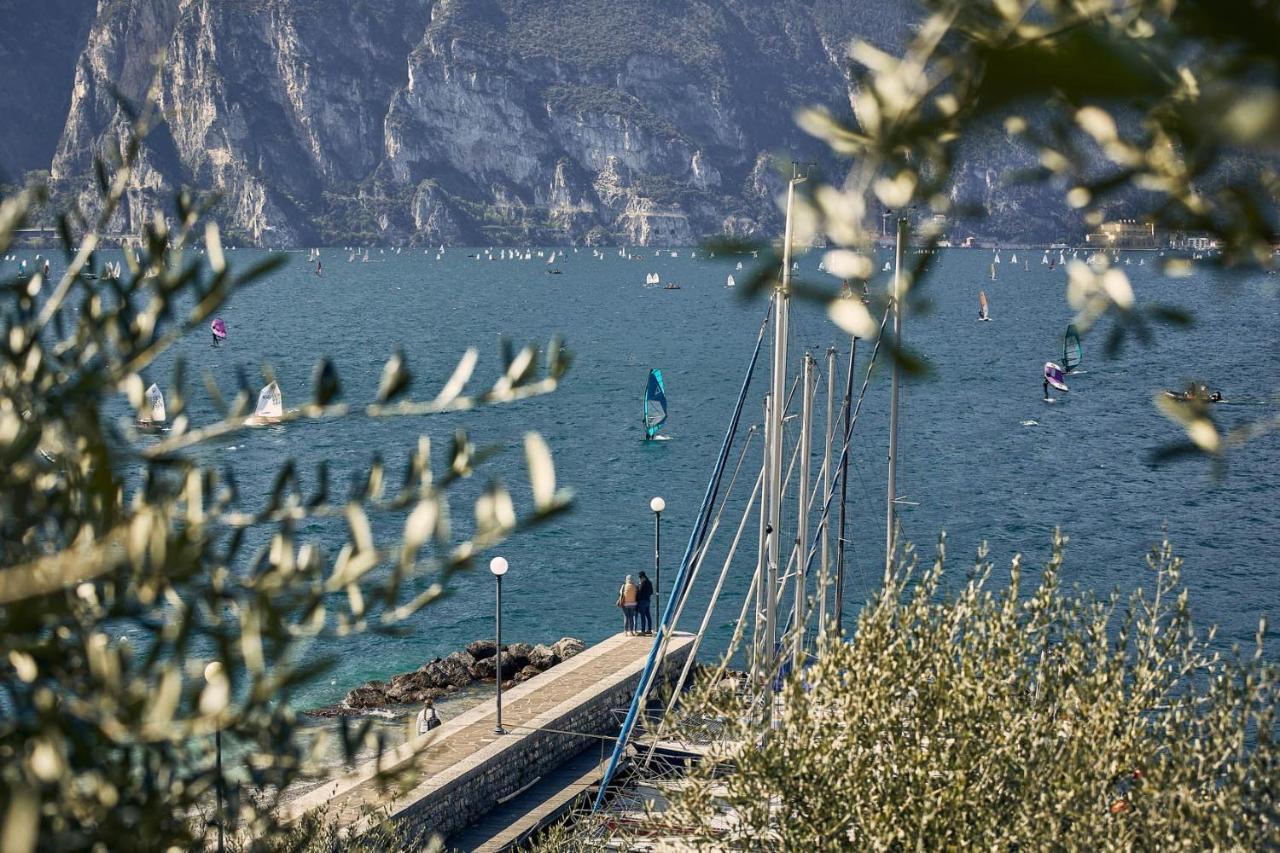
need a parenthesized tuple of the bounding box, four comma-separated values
(644, 369, 668, 439)
(1063, 324, 1083, 372)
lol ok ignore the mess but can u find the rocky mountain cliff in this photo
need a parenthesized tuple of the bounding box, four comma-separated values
(4, 0, 1089, 245)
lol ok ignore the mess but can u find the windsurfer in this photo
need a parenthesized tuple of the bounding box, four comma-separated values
(1043, 378, 1050, 400)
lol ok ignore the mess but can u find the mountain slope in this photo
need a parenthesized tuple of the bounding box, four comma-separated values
(0, 1, 948, 244)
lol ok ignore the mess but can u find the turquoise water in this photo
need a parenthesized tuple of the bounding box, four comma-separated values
(13, 246, 1279, 711)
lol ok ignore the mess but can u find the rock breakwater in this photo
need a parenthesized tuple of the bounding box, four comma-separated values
(307, 637, 586, 717)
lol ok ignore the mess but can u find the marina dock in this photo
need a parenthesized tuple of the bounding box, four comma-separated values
(280, 631, 696, 848)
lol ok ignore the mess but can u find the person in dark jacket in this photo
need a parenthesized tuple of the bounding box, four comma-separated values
(636, 572, 654, 635)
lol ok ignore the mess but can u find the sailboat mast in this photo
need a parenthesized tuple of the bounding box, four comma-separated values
(818, 346, 835, 634)
(835, 338, 856, 631)
(885, 216, 906, 584)
(766, 171, 800, 687)
(794, 352, 814, 670)
(752, 394, 772, 689)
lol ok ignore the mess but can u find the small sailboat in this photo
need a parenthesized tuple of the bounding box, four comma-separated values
(990, 262, 996, 281)
(1044, 362, 1069, 401)
(1063, 324, 1083, 374)
(725, 274, 736, 288)
(978, 290, 991, 321)
(210, 317, 228, 346)
(735, 261, 743, 270)
(1041, 251, 1050, 266)
(137, 383, 166, 430)
(643, 369, 668, 441)
(1010, 252, 1018, 264)
(247, 381, 283, 426)
(994, 251, 1002, 264)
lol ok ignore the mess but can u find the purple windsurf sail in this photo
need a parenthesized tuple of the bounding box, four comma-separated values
(1044, 361, 1068, 392)
(211, 317, 227, 340)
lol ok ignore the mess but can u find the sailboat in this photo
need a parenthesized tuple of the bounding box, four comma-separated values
(247, 381, 283, 426)
(1044, 362, 1069, 401)
(978, 290, 991, 321)
(736, 261, 743, 270)
(643, 369, 668, 441)
(137, 383, 167, 430)
(994, 251, 1001, 264)
(1062, 324, 1083, 373)
(1010, 252, 1018, 264)
(726, 274, 736, 288)
(210, 317, 228, 346)
(990, 262, 996, 281)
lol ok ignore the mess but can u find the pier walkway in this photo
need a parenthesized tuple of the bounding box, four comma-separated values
(281, 631, 696, 847)
(444, 748, 602, 851)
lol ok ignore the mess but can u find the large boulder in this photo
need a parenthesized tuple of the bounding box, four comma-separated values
(551, 637, 586, 661)
(504, 642, 533, 671)
(466, 639, 497, 660)
(528, 643, 559, 671)
(471, 651, 521, 681)
(343, 682, 388, 710)
(514, 664, 542, 683)
(419, 652, 475, 689)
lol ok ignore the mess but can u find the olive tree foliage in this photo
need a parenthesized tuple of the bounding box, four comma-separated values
(648, 534, 1278, 850)
(762, 0, 1280, 459)
(0, 100, 571, 851)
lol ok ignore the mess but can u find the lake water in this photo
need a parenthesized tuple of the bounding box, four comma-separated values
(14, 246, 1279, 714)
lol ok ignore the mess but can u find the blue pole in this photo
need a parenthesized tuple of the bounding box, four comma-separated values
(592, 304, 771, 812)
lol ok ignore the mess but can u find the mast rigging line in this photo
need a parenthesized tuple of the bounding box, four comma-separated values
(786, 301, 893, 654)
(640, 466, 766, 771)
(673, 426, 759, 617)
(592, 301, 773, 813)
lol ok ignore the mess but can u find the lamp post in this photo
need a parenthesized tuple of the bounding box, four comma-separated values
(203, 661, 225, 853)
(489, 556, 509, 735)
(649, 496, 665, 623)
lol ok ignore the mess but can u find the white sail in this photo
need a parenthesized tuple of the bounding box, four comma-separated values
(726, 274, 736, 288)
(142, 383, 166, 424)
(255, 381, 283, 419)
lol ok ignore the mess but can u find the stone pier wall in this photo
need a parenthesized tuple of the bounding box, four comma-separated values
(288, 633, 697, 848)
(394, 641, 691, 846)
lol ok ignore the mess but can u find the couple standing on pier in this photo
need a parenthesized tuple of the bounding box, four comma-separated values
(618, 572, 653, 636)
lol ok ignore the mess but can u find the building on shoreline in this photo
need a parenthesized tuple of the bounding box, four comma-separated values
(1086, 218, 1160, 249)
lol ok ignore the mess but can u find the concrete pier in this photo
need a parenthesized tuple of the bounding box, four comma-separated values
(281, 631, 696, 847)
